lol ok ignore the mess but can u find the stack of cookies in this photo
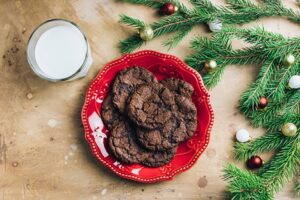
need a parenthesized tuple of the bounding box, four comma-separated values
(101, 67, 197, 167)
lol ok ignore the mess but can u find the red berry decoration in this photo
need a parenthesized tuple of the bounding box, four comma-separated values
(258, 96, 268, 109)
(247, 155, 263, 170)
(160, 3, 177, 15)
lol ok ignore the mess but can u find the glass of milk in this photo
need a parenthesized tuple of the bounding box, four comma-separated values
(27, 19, 93, 82)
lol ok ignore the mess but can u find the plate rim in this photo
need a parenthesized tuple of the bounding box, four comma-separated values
(81, 50, 214, 183)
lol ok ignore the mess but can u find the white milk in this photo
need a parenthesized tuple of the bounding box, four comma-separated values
(35, 25, 87, 79)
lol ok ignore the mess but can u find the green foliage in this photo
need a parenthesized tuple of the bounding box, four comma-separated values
(223, 164, 272, 200)
(162, 26, 193, 50)
(234, 132, 293, 161)
(120, 0, 300, 199)
(247, 90, 300, 128)
(121, 0, 181, 9)
(296, 180, 300, 196)
(119, 0, 300, 53)
(258, 136, 300, 193)
(119, 15, 145, 29)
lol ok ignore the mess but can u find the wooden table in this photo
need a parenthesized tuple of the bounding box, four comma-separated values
(0, 0, 299, 199)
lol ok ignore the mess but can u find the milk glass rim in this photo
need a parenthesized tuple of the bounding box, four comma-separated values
(27, 18, 89, 82)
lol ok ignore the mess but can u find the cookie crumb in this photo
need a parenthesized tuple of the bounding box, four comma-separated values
(22, 27, 26, 34)
(12, 161, 19, 167)
(101, 189, 107, 195)
(48, 119, 57, 128)
(26, 93, 33, 100)
(70, 144, 78, 151)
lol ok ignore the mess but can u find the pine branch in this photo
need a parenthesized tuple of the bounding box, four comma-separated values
(266, 114, 300, 133)
(247, 90, 299, 128)
(268, 57, 300, 102)
(202, 65, 226, 89)
(119, 15, 145, 29)
(162, 26, 193, 50)
(258, 137, 300, 193)
(234, 132, 293, 161)
(186, 27, 299, 91)
(120, 0, 168, 9)
(296, 180, 300, 196)
(223, 164, 272, 199)
(119, 0, 300, 53)
(118, 34, 143, 54)
(240, 58, 276, 113)
(119, 11, 210, 53)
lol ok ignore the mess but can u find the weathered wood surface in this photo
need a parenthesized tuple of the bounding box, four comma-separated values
(0, 0, 299, 199)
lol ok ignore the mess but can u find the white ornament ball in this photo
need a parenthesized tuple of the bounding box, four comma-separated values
(284, 54, 295, 66)
(236, 129, 250, 143)
(208, 20, 222, 32)
(288, 75, 300, 89)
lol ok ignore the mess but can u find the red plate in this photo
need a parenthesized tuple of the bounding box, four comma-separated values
(81, 50, 214, 183)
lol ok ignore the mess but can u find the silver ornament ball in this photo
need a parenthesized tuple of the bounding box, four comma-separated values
(208, 20, 222, 32)
(139, 25, 154, 41)
(281, 123, 297, 137)
(288, 75, 300, 89)
(236, 129, 251, 143)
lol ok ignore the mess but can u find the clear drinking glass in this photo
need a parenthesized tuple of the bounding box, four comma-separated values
(27, 19, 93, 82)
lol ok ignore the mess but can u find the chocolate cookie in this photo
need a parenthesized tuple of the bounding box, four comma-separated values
(108, 119, 176, 167)
(101, 94, 123, 130)
(112, 67, 157, 113)
(142, 147, 177, 168)
(161, 78, 194, 98)
(128, 82, 175, 129)
(174, 95, 197, 139)
(108, 120, 149, 164)
(136, 116, 185, 151)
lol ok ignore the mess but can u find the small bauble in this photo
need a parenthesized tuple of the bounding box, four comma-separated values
(208, 20, 222, 32)
(258, 96, 268, 109)
(236, 129, 250, 143)
(288, 75, 300, 89)
(281, 123, 297, 137)
(284, 54, 295, 66)
(139, 25, 154, 41)
(160, 3, 178, 15)
(204, 60, 217, 71)
(247, 155, 263, 170)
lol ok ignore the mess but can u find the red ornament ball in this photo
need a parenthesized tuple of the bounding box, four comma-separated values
(160, 3, 177, 15)
(247, 155, 263, 170)
(258, 96, 268, 109)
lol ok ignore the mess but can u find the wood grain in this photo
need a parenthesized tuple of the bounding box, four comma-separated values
(0, 0, 299, 199)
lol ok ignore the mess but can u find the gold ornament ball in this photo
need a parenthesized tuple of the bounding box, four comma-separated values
(281, 123, 297, 137)
(284, 54, 295, 66)
(204, 60, 217, 71)
(139, 26, 154, 41)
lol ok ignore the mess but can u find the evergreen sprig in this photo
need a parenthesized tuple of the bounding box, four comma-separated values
(296, 180, 300, 196)
(234, 132, 293, 161)
(258, 136, 300, 193)
(119, 0, 300, 53)
(120, 0, 300, 199)
(223, 164, 272, 199)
